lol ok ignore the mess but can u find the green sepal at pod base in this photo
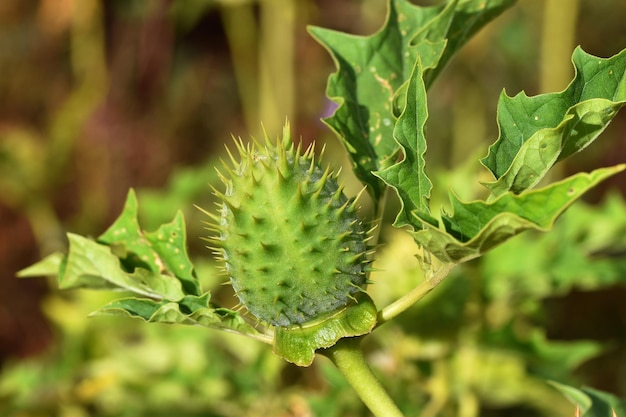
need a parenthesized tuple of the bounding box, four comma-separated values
(204, 123, 377, 363)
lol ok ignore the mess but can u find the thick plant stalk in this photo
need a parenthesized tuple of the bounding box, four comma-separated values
(323, 337, 404, 417)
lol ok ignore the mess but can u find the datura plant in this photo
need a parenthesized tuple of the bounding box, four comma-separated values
(204, 132, 378, 365)
(20, 0, 626, 416)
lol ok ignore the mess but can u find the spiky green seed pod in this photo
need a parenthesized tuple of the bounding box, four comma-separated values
(207, 124, 372, 328)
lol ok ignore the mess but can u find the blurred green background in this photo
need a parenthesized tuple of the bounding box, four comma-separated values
(0, 0, 625, 416)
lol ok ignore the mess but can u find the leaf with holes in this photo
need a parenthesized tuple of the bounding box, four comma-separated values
(19, 190, 269, 341)
(98, 189, 201, 296)
(309, 0, 515, 200)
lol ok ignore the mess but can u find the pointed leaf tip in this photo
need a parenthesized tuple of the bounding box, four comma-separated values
(376, 56, 433, 229)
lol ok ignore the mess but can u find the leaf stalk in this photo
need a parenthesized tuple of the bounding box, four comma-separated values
(377, 261, 456, 326)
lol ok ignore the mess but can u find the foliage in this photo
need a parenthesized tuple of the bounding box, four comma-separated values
(5, 0, 626, 416)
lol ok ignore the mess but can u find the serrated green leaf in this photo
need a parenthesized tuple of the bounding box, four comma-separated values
(309, 0, 515, 200)
(410, 165, 625, 262)
(482, 47, 626, 196)
(375, 57, 435, 228)
(19, 189, 203, 302)
(61, 233, 186, 300)
(17, 189, 267, 340)
(308, 0, 440, 200)
(421, 0, 517, 86)
(98, 189, 201, 296)
(94, 293, 271, 343)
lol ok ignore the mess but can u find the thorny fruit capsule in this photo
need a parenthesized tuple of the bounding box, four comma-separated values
(205, 124, 372, 327)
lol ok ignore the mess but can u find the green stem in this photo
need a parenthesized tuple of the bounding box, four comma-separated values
(377, 262, 456, 326)
(322, 337, 404, 417)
